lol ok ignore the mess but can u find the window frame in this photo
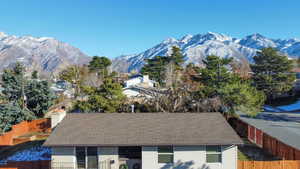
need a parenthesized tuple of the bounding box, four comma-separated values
(76, 147, 86, 169)
(206, 146, 222, 163)
(158, 146, 174, 164)
(76, 147, 98, 169)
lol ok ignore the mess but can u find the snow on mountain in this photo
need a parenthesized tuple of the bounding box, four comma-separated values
(112, 32, 300, 72)
(0, 32, 90, 75)
(238, 33, 277, 49)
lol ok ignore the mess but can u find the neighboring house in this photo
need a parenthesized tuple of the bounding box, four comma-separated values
(123, 86, 165, 99)
(44, 113, 243, 169)
(50, 80, 74, 98)
(123, 75, 158, 98)
(231, 111, 300, 160)
(124, 74, 156, 88)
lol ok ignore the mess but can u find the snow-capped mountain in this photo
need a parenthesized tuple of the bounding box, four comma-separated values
(112, 32, 300, 72)
(0, 32, 90, 75)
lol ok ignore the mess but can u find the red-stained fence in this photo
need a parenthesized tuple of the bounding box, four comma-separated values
(238, 160, 300, 169)
(230, 117, 300, 160)
(0, 161, 50, 169)
(0, 119, 51, 146)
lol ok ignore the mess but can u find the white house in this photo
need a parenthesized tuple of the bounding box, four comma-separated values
(124, 74, 156, 88)
(123, 86, 164, 99)
(123, 75, 158, 98)
(44, 113, 243, 169)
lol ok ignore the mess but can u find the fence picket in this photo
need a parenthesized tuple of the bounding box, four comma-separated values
(238, 160, 300, 169)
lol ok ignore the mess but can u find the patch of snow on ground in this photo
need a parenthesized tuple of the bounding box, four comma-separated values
(277, 100, 300, 111)
(0, 146, 51, 163)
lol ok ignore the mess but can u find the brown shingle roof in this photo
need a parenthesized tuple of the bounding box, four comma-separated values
(44, 113, 243, 147)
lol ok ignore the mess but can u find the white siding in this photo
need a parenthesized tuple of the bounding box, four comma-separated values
(142, 146, 158, 169)
(51, 147, 75, 169)
(125, 78, 142, 87)
(141, 145, 237, 169)
(173, 145, 237, 169)
(173, 146, 206, 169)
(222, 145, 237, 169)
(98, 147, 119, 169)
(125, 75, 155, 88)
(51, 145, 237, 169)
(123, 88, 141, 97)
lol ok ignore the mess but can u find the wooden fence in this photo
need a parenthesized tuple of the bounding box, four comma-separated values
(238, 160, 300, 169)
(0, 160, 50, 169)
(0, 160, 112, 169)
(0, 118, 51, 146)
(263, 134, 300, 160)
(1, 160, 300, 169)
(229, 117, 300, 160)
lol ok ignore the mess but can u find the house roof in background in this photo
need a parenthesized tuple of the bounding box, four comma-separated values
(44, 113, 243, 147)
(237, 111, 300, 150)
(128, 74, 143, 79)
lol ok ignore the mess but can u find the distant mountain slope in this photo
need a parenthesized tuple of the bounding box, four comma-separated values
(112, 32, 300, 72)
(0, 32, 90, 75)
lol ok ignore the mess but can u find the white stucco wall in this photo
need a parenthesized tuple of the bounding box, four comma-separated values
(125, 78, 142, 87)
(222, 145, 237, 169)
(142, 146, 158, 169)
(142, 145, 237, 169)
(51, 145, 237, 169)
(173, 146, 206, 169)
(51, 147, 75, 168)
(125, 75, 155, 88)
(98, 147, 119, 169)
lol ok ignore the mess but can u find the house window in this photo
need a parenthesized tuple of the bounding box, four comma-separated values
(76, 147, 98, 169)
(87, 147, 98, 169)
(206, 146, 222, 163)
(76, 147, 86, 169)
(158, 146, 173, 163)
(119, 146, 142, 159)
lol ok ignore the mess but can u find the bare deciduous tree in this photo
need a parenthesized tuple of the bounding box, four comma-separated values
(141, 86, 190, 113)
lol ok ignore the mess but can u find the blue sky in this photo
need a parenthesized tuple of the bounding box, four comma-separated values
(0, 0, 299, 58)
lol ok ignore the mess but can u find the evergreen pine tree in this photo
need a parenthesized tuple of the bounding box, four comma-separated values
(141, 56, 169, 85)
(25, 80, 56, 117)
(197, 55, 265, 115)
(0, 103, 35, 133)
(198, 55, 234, 97)
(88, 56, 112, 78)
(169, 46, 185, 69)
(1, 63, 55, 120)
(141, 46, 185, 86)
(72, 78, 125, 113)
(1, 62, 26, 103)
(251, 48, 296, 99)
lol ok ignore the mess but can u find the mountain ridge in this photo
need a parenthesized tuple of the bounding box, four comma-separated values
(1, 32, 299, 74)
(112, 32, 300, 72)
(0, 32, 90, 75)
